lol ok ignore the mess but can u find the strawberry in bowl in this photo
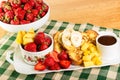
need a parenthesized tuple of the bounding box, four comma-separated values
(0, 0, 50, 32)
(16, 29, 53, 65)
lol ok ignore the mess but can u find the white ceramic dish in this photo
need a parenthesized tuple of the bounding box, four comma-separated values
(19, 33, 53, 65)
(6, 43, 120, 75)
(0, 2, 50, 33)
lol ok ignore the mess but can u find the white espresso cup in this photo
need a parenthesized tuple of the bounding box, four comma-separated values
(96, 31, 120, 61)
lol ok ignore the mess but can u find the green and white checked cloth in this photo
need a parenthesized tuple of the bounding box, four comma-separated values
(0, 20, 120, 80)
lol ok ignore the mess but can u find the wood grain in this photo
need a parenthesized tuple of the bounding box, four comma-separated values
(46, 0, 120, 29)
(0, 0, 120, 38)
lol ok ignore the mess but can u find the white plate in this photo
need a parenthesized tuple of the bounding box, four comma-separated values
(6, 46, 120, 75)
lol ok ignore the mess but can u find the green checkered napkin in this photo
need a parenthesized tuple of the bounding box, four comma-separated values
(0, 20, 120, 80)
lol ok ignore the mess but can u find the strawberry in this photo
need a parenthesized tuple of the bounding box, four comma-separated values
(10, 0, 21, 8)
(26, 13, 34, 21)
(0, 7, 3, 13)
(59, 60, 71, 69)
(32, 9, 39, 17)
(14, 7, 22, 14)
(34, 62, 46, 71)
(39, 43, 48, 51)
(4, 13, 12, 23)
(28, 0, 35, 7)
(36, 0, 43, 4)
(20, 20, 30, 24)
(21, 0, 28, 3)
(24, 42, 37, 52)
(3, 5, 12, 12)
(40, 11, 46, 17)
(5, 10, 14, 20)
(58, 50, 69, 60)
(44, 56, 55, 67)
(36, 5, 42, 11)
(34, 32, 45, 45)
(1, 1, 10, 8)
(15, 8, 26, 20)
(37, 32, 45, 38)
(49, 51, 60, 62)
(24, 3, 32, 11)
(42, 3, 49, 12)
(10, 16, 19, 25)
(0, 12, 5, 21)
(34, 0, 43, 7)
(44, 36, 51, 46)
(3, 19, 9, 23)
(32, 17, 38, 22)
(49, 62, 61, 70)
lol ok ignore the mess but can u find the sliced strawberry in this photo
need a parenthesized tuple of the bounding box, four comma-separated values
(34, 62, 46, 71)
(44, 56, 55, 67)
(49, 51, 60, 62)
(58, 50, 69, 60)
(59, 60, 71, 69)
(49, 62, 61, 70)
(24, 42, 37, 52)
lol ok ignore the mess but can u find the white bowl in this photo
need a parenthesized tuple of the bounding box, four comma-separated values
(19, 33, 53, 65)
(0, 3, 50, 33)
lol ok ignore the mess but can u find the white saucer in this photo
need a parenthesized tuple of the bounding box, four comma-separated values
(6, 46, 120, 75)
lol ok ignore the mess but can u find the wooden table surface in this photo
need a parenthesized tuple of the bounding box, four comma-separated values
(0, 0, 120, 38)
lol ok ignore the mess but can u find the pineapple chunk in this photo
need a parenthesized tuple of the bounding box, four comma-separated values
(92, 56, 102, 65)
(83, 50, 90, 56)
(82, 55, 92, 61)
(84, 61, 94, 67)
(28, 28, 34, 33)
(15, 28, 35, 45)
(23, 38, 34, 45)
(16, 31, 26, 44)
(22, 28, 35, 45)
(81, 42, 89, 51)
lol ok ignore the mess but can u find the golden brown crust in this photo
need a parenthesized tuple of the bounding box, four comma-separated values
(53, 31, 63, 53)
(67, 49, 83, 65)
(85, 30, 98, 44)
(53, 29, 99, 66)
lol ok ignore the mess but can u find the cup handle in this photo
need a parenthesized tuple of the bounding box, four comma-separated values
(6, 50, 14, 65)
